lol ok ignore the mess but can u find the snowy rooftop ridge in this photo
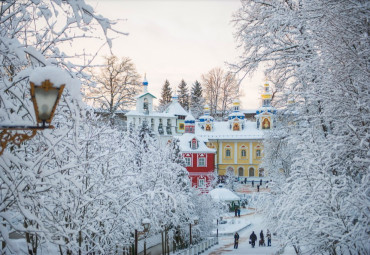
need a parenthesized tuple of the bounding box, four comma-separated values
(195, 121, 263, 140)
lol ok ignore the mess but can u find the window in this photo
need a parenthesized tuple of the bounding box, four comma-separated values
(198, 157, 206, 167)
(226, 149, 231, 157)
(143, 98, 148, 113)
(198, 179, 205, 188)
(249, 167, 255, 177)
(191, 138, 198, 149)
(241, 149, 246, 157)
(185, 157, 192, 166)
(238, 167, 244, 176)
(179, 123, 185, 130)
(256, 149, 261, 157)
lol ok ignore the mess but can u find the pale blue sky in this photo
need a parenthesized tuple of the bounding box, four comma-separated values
(86, 0, 263, 109)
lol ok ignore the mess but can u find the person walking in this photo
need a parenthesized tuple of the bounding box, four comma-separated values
(252, 180, 254, 187)
(257, 184, 260, 192)
(260, 179, 262, 186)
(250, 231, 257, 248)
(234, 232, 240, 249)
(267, 229, 272, 246)
(260, 230, 264, 246)
(237, 208, 241, 217)
(234, 207, 238, 217)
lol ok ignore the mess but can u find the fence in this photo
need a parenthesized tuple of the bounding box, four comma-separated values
(173, 237, 218, 255)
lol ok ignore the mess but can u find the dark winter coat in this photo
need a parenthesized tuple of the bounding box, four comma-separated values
(250, 232, 257, 241)
(260, 231, 264, 240)
(234, 233, 239, 241)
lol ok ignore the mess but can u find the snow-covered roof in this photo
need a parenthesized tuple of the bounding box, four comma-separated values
(165, 100, 188, 116)
(209, 188, 240, 202)
(241, 109, 257, 114)
(135, 92, 157, 99)
(185, 113, 195, 121)
(126, 110, 175, 118)
(195, 121, 263, 140)
(177, 133, 216, 153)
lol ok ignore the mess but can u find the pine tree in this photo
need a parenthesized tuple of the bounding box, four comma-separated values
(190, 80, 205, 119)
(159, 79, 172, 111)
(177, 79, 190, 111)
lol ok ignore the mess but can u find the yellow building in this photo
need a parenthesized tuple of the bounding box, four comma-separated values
(195, 81, 276, 178)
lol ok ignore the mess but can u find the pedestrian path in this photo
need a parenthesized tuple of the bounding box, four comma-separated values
(204, 214, 294, 255)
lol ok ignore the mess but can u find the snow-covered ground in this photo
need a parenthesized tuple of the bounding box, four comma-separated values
(205, 214, 295, 255)
(202, 182, 296, 255)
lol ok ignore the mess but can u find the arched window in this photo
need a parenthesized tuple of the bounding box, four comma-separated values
(233, 122, 240, 131)
(249, 167, 255, 177)
(191, 138, 198, 150)
(262, 118, 270, 129)
(227, 166, 234, 176)
(238, 167, 244, 177)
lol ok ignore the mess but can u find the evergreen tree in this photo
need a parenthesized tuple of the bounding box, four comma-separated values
(159, 79, 172, 111)
(177, 79, 190, 111)
(190, 80, 205, 119)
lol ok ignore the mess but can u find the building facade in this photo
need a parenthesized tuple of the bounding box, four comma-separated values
(126, 77, 188, 138)
(177, 113, 216, 192)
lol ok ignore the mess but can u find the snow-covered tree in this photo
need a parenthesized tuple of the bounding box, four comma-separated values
(177, 79, 190, 111)
(159, 79, 173, 112)
(202, 67, 239, 119)
(233, 0, 370, 254)
(190, 80, 205, 119)
(86, 55, 141, 122)
(0, 0, 123, 253)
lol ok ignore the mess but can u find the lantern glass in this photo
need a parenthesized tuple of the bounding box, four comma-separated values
(30, 80, 65, 125)
(34, 87, 59, 121)
(142, 222, 150, 232)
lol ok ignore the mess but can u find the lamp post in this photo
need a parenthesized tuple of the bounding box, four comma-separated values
(142, 219, 150, 255)
(189, 217, 199, 246)
(134, 219, 151, 255)
(0, 78, 65, 155)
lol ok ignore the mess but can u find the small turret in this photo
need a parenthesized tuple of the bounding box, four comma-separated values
(185, 112, 195, 134)
(199, 105, 214, 131)
(143, 74, 148, 93)
(256, 79, 276, 130)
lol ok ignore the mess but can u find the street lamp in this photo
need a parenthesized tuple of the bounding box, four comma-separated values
(0, 78, 65, 155)
(134, 219, 151, 255)
(189, 217, 199, 246)
(142, 218, 151, 255)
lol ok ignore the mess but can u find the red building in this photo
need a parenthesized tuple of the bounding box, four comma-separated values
(178, 114, 216, 192)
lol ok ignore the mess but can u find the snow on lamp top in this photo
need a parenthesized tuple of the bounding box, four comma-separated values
(29, 66, 70, 88)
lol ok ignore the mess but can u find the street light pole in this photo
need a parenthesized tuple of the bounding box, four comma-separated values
(134, 229, 138, 255)
(189, 223, 192, 246)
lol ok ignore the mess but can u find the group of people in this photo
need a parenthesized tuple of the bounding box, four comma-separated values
(249, 230, 272, 247)
(233, 229, 272, 249)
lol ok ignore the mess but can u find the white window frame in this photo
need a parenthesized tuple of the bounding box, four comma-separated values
(198, 157, 206, 167)
(198, 178, 205, 188)
(241, 149, 246, 157)
(226, 149, 231, 157)
(256, 149, 261, 157)
(185, 157, 192, 167)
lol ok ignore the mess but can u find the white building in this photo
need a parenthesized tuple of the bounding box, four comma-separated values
(126, 77, 188, 138)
